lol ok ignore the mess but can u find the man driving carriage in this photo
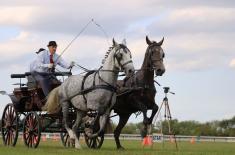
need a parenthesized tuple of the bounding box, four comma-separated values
(30, 41, 75, 97)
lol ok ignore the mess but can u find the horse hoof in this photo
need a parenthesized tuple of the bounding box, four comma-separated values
(75, 144, 82, 149)
(70, 138, 75, 147)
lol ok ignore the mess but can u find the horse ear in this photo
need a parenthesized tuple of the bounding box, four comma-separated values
(113, 38, 118, 46)
(122, 39, 127, 46)
(157, 37, 164, 46)
(146, 36, 152, 45)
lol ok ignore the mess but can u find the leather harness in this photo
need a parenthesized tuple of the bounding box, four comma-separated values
(67, 44, 133, 103)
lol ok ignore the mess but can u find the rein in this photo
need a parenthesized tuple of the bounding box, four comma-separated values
(68, 44, 132, 101)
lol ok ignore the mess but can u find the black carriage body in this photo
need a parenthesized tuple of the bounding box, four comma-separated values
(2, 71, 104, 149)
(9, 72, 71, 112)
(9, 87, 43, 112)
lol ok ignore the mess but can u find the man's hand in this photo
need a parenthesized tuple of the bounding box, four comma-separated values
(48, 63, 54, 69)
(69, 61, 75, 68)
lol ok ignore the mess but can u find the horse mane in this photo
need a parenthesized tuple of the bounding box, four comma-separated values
(101, 44, 128, 65)
(101, 46, 114, 65)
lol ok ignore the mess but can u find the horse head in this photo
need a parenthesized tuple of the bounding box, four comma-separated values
(146, 36, 165, 76)
(112, 38, 135, 77)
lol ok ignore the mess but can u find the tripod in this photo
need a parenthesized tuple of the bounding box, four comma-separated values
(153, 87, 178, 150)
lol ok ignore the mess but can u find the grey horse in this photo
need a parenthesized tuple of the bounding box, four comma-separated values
(46, 39, 135, 149)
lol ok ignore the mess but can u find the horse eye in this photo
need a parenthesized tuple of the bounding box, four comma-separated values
(162, 53, 165, 58)
(118, 53, 123, 58)
(115, 53, 123, 61)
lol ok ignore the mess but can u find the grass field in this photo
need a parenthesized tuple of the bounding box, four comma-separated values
(0, 138, 235, 155)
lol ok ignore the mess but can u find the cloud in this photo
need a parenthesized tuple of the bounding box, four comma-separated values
(0, 6, 37, 26)
(0, 1, 158, 35)
(0, 30, 136, 70)
(0, 1, 235, 72)
(148, 0, 235, 8)
(229, 59, 235, 68)
(138, 6, 235, 72)
(147, 7, 235, 36)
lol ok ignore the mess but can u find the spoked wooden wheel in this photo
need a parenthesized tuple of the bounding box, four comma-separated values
(1, 104, 19, 146)
(84, 133, 104, 149)
(23, 112, 41, 148)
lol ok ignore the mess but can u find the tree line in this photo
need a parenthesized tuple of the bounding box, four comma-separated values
(111, 116, 235, 136)
(0, 116, 234, 136)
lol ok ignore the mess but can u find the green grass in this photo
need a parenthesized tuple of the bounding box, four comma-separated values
(0, 138, 235, 155)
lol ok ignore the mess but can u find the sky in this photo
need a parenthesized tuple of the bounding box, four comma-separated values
(0, 0, 234, 124)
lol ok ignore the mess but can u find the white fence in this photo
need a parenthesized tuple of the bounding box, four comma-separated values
(104, 134, 235, 143)
(1, 132, 235, 143)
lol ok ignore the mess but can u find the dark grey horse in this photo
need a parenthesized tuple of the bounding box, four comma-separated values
(113, 36, 165, 149)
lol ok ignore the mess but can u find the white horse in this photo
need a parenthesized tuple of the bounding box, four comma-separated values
(45, 39, 135, 149)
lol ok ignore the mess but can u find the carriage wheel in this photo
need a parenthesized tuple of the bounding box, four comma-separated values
(23, 112, 41, 148)
(1, 104, 19, 146)
(60, 131, 80, 148)
(84, 133, 104, 149)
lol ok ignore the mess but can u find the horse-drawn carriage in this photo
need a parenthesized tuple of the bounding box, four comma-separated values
(1, 71, 104, 148)
(1, 36, 165, 150)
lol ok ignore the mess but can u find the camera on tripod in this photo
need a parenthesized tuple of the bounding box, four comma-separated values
(163, 87, 170, 93)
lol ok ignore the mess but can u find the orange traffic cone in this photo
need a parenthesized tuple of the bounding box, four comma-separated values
(142, 136, 153, 147)
(52, 134, 59, 141)
(42, 134, 47, 142)
(170, 135, 175, 143)
(190, 137, 195, 144)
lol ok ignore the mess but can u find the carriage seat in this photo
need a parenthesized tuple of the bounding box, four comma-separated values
(26, 75, 61, 90)
(27, 75, 38, 89)
(11, 71, 72, 89)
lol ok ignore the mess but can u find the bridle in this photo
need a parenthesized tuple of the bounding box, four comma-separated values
(146, 43, 164, 71)
(113, 44, 133, 71)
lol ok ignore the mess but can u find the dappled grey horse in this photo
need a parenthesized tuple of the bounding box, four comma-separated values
(48, 39, 135, 149)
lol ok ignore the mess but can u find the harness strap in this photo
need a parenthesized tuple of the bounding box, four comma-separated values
(68, 84, 117, 100)
(93, 68, 100, 86)
(81, 70, 96, 103)
(98, 70, 117, 91)
(68, 69, 117, 101)
(121, 60, 133, 68)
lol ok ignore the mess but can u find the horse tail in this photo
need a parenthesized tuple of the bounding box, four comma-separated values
(41, 87, 61, 114)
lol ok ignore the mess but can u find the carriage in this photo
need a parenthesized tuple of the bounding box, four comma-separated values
(1, 72, 104, 148)
(1, 36, 165, 150)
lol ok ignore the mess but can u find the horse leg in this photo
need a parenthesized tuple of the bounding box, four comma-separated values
(88, 92, 116, 138)
(98, 109, 110, 136)
(130, 96, 148, 125)
(72, 110, 85, 149)
(114, 113, 131, 149)
(61, 100, 75, 139)
(133, 99, 149, 137)
(135, 100, 148, 125)
(86, 113, 107, 138)
(148, 103, 159, 124)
